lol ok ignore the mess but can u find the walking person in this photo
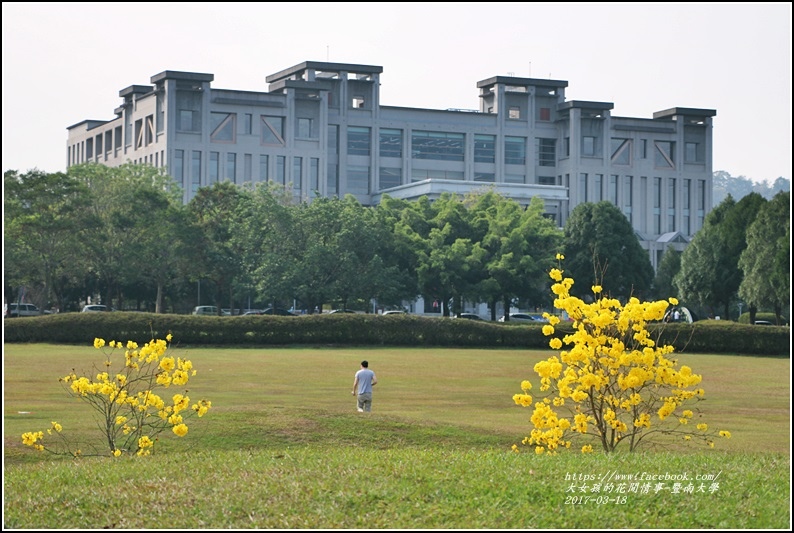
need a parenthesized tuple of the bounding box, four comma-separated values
(352, 360, 377, 412)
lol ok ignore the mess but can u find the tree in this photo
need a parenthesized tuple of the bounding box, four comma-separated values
(562, 201, 653, 301)
(469, 191, 562, 320)
(652, 247, 682, 300)
(4, 169, 88, 311)
(739, 191, 790, 324)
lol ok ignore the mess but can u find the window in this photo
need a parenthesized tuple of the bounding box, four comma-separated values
(474, 134, 495, 163)
(227, 153, 236, 182)
(474, 172, 495, 182)
(293, 157, 302, 192)
(347, 166, 370, 194)
(508, 107, 521, 119)
(653, 177, 662, 234)
(328, 125, 339, 154)
(348, 126, 371, 156)
(609, 175, 618, 204)
(505, 136, 526, 165)
(173, 149, 184, 187)
(191, 151, 201, 195)
(411, 169, 464, 181)
(259, 155, 269, 182)
(276, 155, 285, 185)
(579, 173, 588, 202)
(537, 138, 556, 167)
(261, 116, 285, 145)
(209, 152, 219, 183)
(640, 139, 647, 159)
(594, 174, 603, 201)
(352, 96, 365, 108)
(611, 138, 631, 165)
(310, 158, 319, 191)
(297, 118, 314, 139)
(583, 136, 596, 156)
(564, 137, 570, 157)
(244, 114, 252, 135)
(538, 176, 556, 185)
(146, 115, 155, 145)
(211, 113, 236, 142)
(685, 142, 700, 163)
(667, 178, 676, 231)
(654, 141, 675, 168)
(505, 174, 525, 184)
(379, 129, 403, 158)
(379, 167, 401, 190)
(623, 176, 633, 224)
(178, 110, 198, 132)
(683, 179, 691, 235)
(135, 119, 143, 150)
(539, 107, 551, 121)
(411, 131, 464, 161)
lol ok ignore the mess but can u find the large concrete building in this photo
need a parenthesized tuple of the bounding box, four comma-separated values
(66, 60, 716, 270)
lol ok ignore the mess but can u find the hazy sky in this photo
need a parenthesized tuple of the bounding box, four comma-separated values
(2, 2, 791, 183)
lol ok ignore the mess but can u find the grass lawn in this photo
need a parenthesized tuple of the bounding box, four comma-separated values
(3, 343, 791, 529)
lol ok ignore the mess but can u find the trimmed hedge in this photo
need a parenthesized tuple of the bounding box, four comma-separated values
(2, 312, 790, 356)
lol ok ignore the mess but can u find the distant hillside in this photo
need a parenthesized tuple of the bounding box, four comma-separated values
(713, 171, 790, 204)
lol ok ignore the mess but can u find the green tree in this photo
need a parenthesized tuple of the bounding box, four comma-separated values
(4, 169, 87, 311)
(739, 191, 790, 324)
(652, 247, 682, 300)
(562, 201, 653, 301)
(469, 192, 562, 320)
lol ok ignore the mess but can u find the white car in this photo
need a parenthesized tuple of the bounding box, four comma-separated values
(81, 305, 113, 312)
(498, 313, 545, 323)
(192, 305, 220, 316)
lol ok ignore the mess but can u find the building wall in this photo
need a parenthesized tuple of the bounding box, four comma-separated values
(66, 61, 715, 270)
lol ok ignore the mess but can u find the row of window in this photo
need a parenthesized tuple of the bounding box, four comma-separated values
(573, 172, 707, 235)
(570, 137, 703, 167)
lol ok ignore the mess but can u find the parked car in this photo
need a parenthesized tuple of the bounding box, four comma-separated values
(192, 305, 220, 316)
(4, 303, 41, 318)
(261, 307, 297, 316)
(455, 312, 483, 320)
(329, 309, 357, 314)
(498, 312, 547, 323)
(81, 305, 113, 312)
(382, 310, 407, 315)
(754, 320, 774, 326)
(241, 309, 265, 316)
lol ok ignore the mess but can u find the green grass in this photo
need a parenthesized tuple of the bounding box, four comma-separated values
(3, 343, 791, 528)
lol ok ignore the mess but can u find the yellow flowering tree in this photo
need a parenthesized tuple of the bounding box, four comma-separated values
(22, 334, 211, 457)
(513, 254, 730, 454)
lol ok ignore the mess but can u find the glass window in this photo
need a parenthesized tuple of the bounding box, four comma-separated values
(179, 110, 197, 132)
(276, 156, 286, 185)
(505, 136, 526, 165)
(654, 141, 675, 168)
(379, 129, 402, 158)
(348, 126, 371, 156)
(297, 118, 314, 139)
(474, 134, 496, 163)
(640, 139, 647, 159)
(509, 107, 521, 119)
(411, 169, 464, 181)
(379, 167, 401, 190)
(537, 138, 556, 167)
(293, 157, 302, 192)
(611, 138, 631, 165)
(327, 163, 338, 195)
(538, 176, 556, 185)
(474, 172, 495, 182)
(173, 149, 184, 186)
(261, 116, 285, 145)
(505, 174, 525, 184)
(623, 176, 633, 224)
(583, 136, 596, 156)
(609, 175, 618, 204)
(594, 174, 603, 201)
(685, 142, 700, 163)
(191, 151, 201, 195)
(539, 107, 551, 121)
(227, 153, 236, 182)
(347, 166, 370, 194)
(259, 155, 269, 182)
(579, 173, 588, 202)
(411, 131, 464, 161)
(244, 114, 252, 135)
(211, 113, 236, 142)
(310, 158, 319, 191)
(209, 152, 219, 183)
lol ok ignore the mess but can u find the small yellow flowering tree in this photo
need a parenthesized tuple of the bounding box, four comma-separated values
(513, 254, 730, 454)
(22, 334, 211, 457)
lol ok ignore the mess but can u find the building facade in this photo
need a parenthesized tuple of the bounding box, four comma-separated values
(66, 60, 715, 270)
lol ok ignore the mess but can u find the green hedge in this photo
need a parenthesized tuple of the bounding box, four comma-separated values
(2, 312, 790, 356)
